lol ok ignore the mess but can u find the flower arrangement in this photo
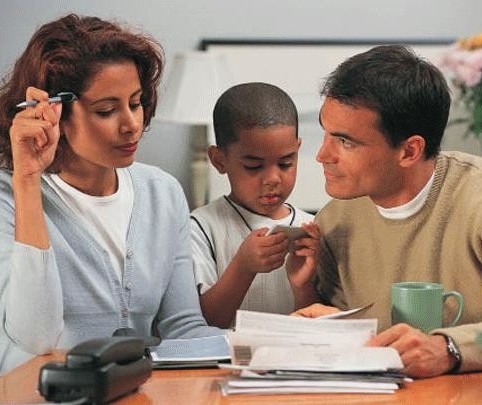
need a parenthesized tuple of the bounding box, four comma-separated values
(439, 33, 482, 140)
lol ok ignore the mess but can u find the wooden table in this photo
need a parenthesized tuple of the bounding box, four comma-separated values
(1, 353, 481, 404)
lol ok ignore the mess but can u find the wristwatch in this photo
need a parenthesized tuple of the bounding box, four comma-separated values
(437, 334, 462, 372)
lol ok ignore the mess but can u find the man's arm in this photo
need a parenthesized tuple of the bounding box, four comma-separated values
(367, 322, 482, 377)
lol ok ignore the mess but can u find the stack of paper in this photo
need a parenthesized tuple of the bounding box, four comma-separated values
(220, 369, 405, 395)
(221, 310, 407, 395)
(229, 309, 379, 365)
(149, 334, 230, 369)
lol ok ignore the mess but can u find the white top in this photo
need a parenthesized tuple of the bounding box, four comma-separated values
(43, 169, 134, 279)
(376, 171, 435, 219)
(191, 196, 313, 315)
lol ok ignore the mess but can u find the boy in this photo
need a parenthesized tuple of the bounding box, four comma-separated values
(191, 82, 320, 328)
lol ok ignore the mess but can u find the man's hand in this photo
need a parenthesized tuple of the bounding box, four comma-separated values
(366, 323, 455, 378)
(291, 303, 341, 318)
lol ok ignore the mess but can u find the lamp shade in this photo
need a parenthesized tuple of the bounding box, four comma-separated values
(157, 51, 232, 125)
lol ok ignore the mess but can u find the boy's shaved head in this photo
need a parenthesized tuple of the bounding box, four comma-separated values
(213, 82, 298, 149)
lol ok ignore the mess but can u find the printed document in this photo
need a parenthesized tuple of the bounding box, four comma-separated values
(229, 310, 378, 365)
(220, 310, 406, 396)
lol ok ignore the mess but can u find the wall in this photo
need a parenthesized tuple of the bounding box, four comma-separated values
(1, 0, 481, 206)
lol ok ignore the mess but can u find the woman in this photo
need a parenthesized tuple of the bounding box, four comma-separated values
(0, 14, 220, 373)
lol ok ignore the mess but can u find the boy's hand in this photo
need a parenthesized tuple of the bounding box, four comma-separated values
(233, 227, 289, 275)
(286, 222, 321, 289)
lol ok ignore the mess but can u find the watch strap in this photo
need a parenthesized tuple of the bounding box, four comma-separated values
(435, 334, 462, 373)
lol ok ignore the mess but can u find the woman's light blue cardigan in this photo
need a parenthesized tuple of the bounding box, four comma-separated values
(0, 163, 221, 373)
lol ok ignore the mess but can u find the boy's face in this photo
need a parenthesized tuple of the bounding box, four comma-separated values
(210, 125, 300, 219)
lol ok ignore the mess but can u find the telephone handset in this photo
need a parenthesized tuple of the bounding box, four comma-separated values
(38, 336, 152, 404)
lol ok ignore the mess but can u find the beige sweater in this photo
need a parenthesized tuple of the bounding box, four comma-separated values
(315, 151, 482, 373)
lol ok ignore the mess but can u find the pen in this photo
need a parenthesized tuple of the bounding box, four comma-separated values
(15, 91, 78, 108)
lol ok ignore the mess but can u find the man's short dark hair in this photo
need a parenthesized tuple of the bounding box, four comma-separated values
(213, 82, 298, 149)
(320, 44, 451, 159)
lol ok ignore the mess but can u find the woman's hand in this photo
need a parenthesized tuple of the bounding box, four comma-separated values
(10, 87, 62, 178)
(10, 87, 63, 249)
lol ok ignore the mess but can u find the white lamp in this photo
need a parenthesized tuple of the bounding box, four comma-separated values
(157, 51, 233, 207)
(157, 51, 233, 124)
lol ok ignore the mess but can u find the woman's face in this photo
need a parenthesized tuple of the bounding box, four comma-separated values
(61, 61, 144, 174)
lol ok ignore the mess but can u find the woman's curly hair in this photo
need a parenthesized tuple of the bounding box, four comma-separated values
(0, 13, 164, 170)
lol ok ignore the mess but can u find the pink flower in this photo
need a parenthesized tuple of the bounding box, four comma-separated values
(438, 34, 482, 139)
(439, 47, 482, 87)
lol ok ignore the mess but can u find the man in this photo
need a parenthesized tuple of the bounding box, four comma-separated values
(297, 45, 482, 378)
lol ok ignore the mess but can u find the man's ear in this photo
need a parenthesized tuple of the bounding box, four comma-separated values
(207, 145, 227, 174)
(398, 135, 426, 168)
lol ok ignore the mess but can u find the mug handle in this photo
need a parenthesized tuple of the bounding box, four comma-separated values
(443, 291, 464, 327)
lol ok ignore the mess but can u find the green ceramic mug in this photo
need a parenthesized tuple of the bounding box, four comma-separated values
(391, 282, 464, 333)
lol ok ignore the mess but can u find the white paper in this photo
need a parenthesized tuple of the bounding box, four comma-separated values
(150, 335, 230, 362)
(220, 374, 398, 395)
(221, 386, 396, 395)
(230, 310, 378, 365)
(248, 346, 403, 372)
(228, 378, 398, 390)
(266, 225, 308, 240)
(316, 302, 374, 319)
(220, 367, 401, 395)
(235, 310, 377, 336)
(222, 310, 404, 396)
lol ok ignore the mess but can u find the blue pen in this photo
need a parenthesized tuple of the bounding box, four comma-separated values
(15, 91, 77, 108)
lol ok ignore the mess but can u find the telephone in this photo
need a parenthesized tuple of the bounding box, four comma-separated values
(38, 336, 152, 404)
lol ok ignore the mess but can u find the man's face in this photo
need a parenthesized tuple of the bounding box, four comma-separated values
(316, 97, 405, 208)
